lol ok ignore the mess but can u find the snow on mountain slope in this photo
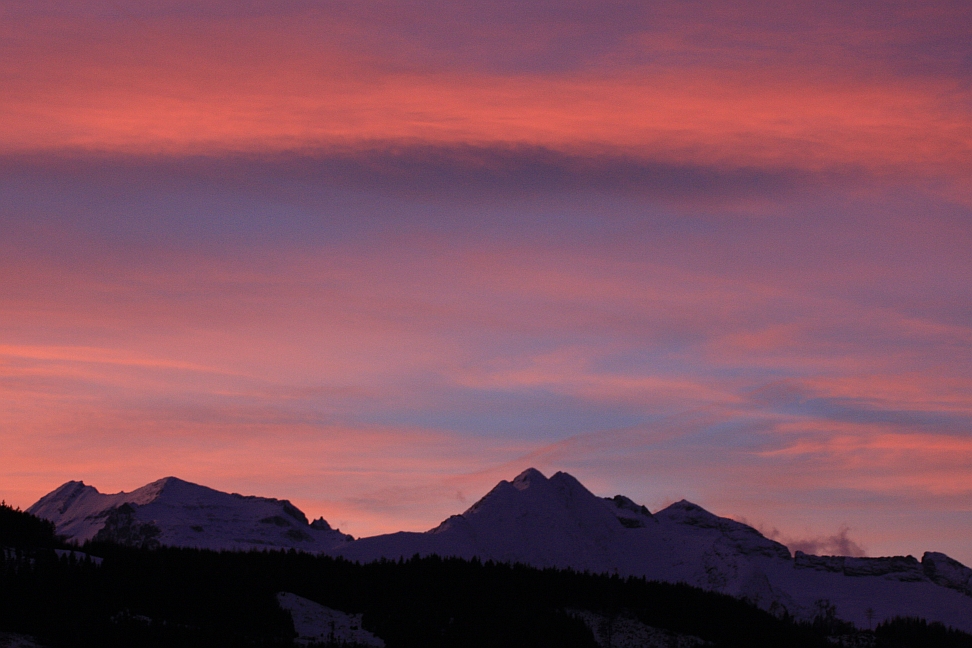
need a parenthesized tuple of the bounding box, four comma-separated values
(276, 592, 384, 647)
(649, 500, 972, 632)
(568, 609, 709, 648)
(27, 470, 972, 632)
(28, 477, 351, 552)
(335, 468, 785, 589)
(335, 468, 972, 633)
(337, 468, 669, 574)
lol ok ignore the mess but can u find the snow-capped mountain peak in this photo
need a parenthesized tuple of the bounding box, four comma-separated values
(35, 480, 96, 515)
(655, 499, 791, 560)
(333, 468, 972, 633)
(341, 467, 636, 572)
(27, 468, 972, 633)
(28, 477, 350, 552)
(511, 467, 545, 490)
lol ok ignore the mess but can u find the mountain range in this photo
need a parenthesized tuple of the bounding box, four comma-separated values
(27, 468, 972, 633)
(28, 477, 351, 553)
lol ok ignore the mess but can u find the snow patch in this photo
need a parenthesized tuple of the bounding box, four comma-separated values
(0, 632, 46, 648)
(276, 592, 384, 647)
(568, 609, 710, 648)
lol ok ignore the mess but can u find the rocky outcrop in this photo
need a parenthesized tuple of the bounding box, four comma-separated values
(923, 551, 972, 596)
(794, 552, 926, 582)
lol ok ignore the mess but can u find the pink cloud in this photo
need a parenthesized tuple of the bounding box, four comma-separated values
(1, 0, 970, 560)
(1, 4, 970, 204)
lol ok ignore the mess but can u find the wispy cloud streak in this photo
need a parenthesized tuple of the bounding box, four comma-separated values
(0, 0, 970, 564)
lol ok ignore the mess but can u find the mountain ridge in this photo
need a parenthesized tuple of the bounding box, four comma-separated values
(26, 468, 972, 633)
(28, 476, 351, 552)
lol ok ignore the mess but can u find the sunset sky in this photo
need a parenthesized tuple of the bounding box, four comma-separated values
(1, 0, 971, 564)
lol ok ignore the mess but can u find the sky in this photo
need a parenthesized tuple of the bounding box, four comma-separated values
(1, 0, 971, 564)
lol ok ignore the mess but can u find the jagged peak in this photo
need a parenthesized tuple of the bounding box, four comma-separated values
(463, 468, 585, 516)
(309, 517, 332, 531)
(549, 471, 586, 490)
(606, 495, 653, 517)
(130, 476, 208, 503)
(665, 499, 707, 512)
(655, 499, 721, 521)
(50, 480, 95, 496)
(655, 499, 714, 521)
(26, 480, 99, 517)
(150, 476, 188, 486)
(143, 476, 205, 492)
(548, 472, 607, 506)
(512, 467, 548, 490)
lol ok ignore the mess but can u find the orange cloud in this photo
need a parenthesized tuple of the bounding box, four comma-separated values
(2, 4, 971, 563)
(2, 8, 970, 204)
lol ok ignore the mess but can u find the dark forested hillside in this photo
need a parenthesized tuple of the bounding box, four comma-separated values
(0, 501, 57, 549)
(874, 617, 972, 648)
(0, 544, 822, 648)
(2, 503, 970, 648)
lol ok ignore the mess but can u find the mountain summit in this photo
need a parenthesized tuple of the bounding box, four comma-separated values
(340, 468, 665, 573)
(28, 468, 972, 632)
(28, 476, 351, 552)
(336, 468, 972, 632)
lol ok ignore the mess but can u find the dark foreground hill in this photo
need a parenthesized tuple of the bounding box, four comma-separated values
(3, 503, 972, 648)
